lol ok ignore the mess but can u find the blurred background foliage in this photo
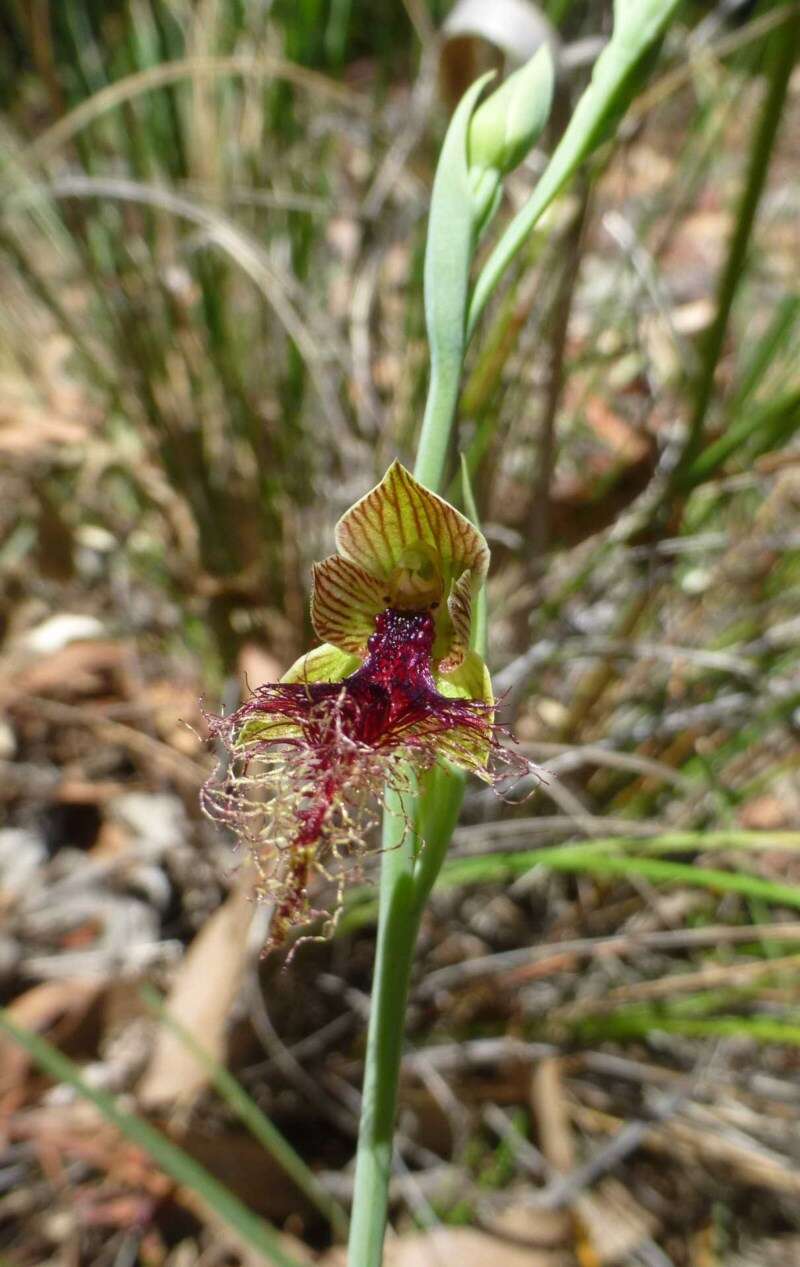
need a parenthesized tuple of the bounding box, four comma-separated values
(2, 1, 800, 1263)
(1, 0, 798, 687)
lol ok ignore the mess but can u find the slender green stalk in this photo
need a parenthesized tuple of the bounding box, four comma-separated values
(347, 477, 484, 1267)
(347, 787, 421, 1263)
(413, 763, 468, 909)
(348, 211, 483, 1262)
(675, 9, 800, 483)
(347, 73, 490, 1259)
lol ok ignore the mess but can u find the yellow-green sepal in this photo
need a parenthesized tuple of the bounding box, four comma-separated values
(435, 648, 493, 706)
(335, 461, 489, 588)
(435, 649, 494, 778)
(310, 556, 386, 656)
(281, 643, 360, 685)
(235, 643, 360, 749)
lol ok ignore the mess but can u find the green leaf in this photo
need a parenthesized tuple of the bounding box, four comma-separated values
(467, 0, 683, 337)
(415, 72, 494, 492)
(0, 1011, 306, 1267)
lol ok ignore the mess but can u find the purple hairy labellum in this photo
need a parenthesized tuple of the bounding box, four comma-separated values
(201, 464, 535, 951)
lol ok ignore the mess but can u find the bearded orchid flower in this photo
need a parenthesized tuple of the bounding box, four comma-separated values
(202, 461, 525, 949)
(190, 16, 684, 1263)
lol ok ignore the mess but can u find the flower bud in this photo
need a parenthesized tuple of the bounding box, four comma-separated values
(467, 44, 554, 178)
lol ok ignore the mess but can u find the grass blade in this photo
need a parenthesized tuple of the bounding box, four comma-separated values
(675, 7, 800, 482)
(574, 1011, 800, 1047)
(439, 841, 800, 912)
(0, 1011, 307, 1267)
(140, 984, 349, 1240)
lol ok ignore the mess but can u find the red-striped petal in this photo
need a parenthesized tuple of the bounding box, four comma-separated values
(310, 555, 387, 653)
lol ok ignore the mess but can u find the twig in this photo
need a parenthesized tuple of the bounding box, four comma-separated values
(416, 923, 800, 999)
(1, 693, 206, 789)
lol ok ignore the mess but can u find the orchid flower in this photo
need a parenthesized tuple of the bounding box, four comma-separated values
(202, 461, 522, 949)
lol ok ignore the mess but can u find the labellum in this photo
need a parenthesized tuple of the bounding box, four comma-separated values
(202, 462, 530, 950)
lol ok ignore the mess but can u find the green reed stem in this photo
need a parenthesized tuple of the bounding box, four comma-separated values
(675, 8, 800, 485)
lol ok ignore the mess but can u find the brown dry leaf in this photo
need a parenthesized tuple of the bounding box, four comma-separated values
(3, 640, 129, 700)
(0, 979, 102, 1101)
(196, 1200, 314, 1267)
(729, 1236, 800, 1267)
(12, 1103, 172, 1198)
(139, 678, 207, 755)
(531, 1057, 574, 1173)
(238, 643, 284, 695)
(137, 879, 255, 1108)
(0, 379, 90, 457)
(583, 398, 651, 465)
(574, 1101, 800, 1199)
(574, 1179, 657, 1266)
(601, 144, 673, 200)
(176, 1128, 318, 1223)
(489, 1205, 574, 1250)
(738, 794, 792, 831)
(531, 1061, 657, 1265)
(323, 1227, 572, 1267)
(660, 210, 730, 292)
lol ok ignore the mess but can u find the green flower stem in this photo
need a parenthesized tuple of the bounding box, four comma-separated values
(349, 215, 480, 1261)
(347, 770, 470, 1267)
(348, 496, 487, 1267)
(347, 785, 422, 1265)
(349, 79, 485, 1262)
(413, 357, 462, 492)
(413, 764, 468, 909)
